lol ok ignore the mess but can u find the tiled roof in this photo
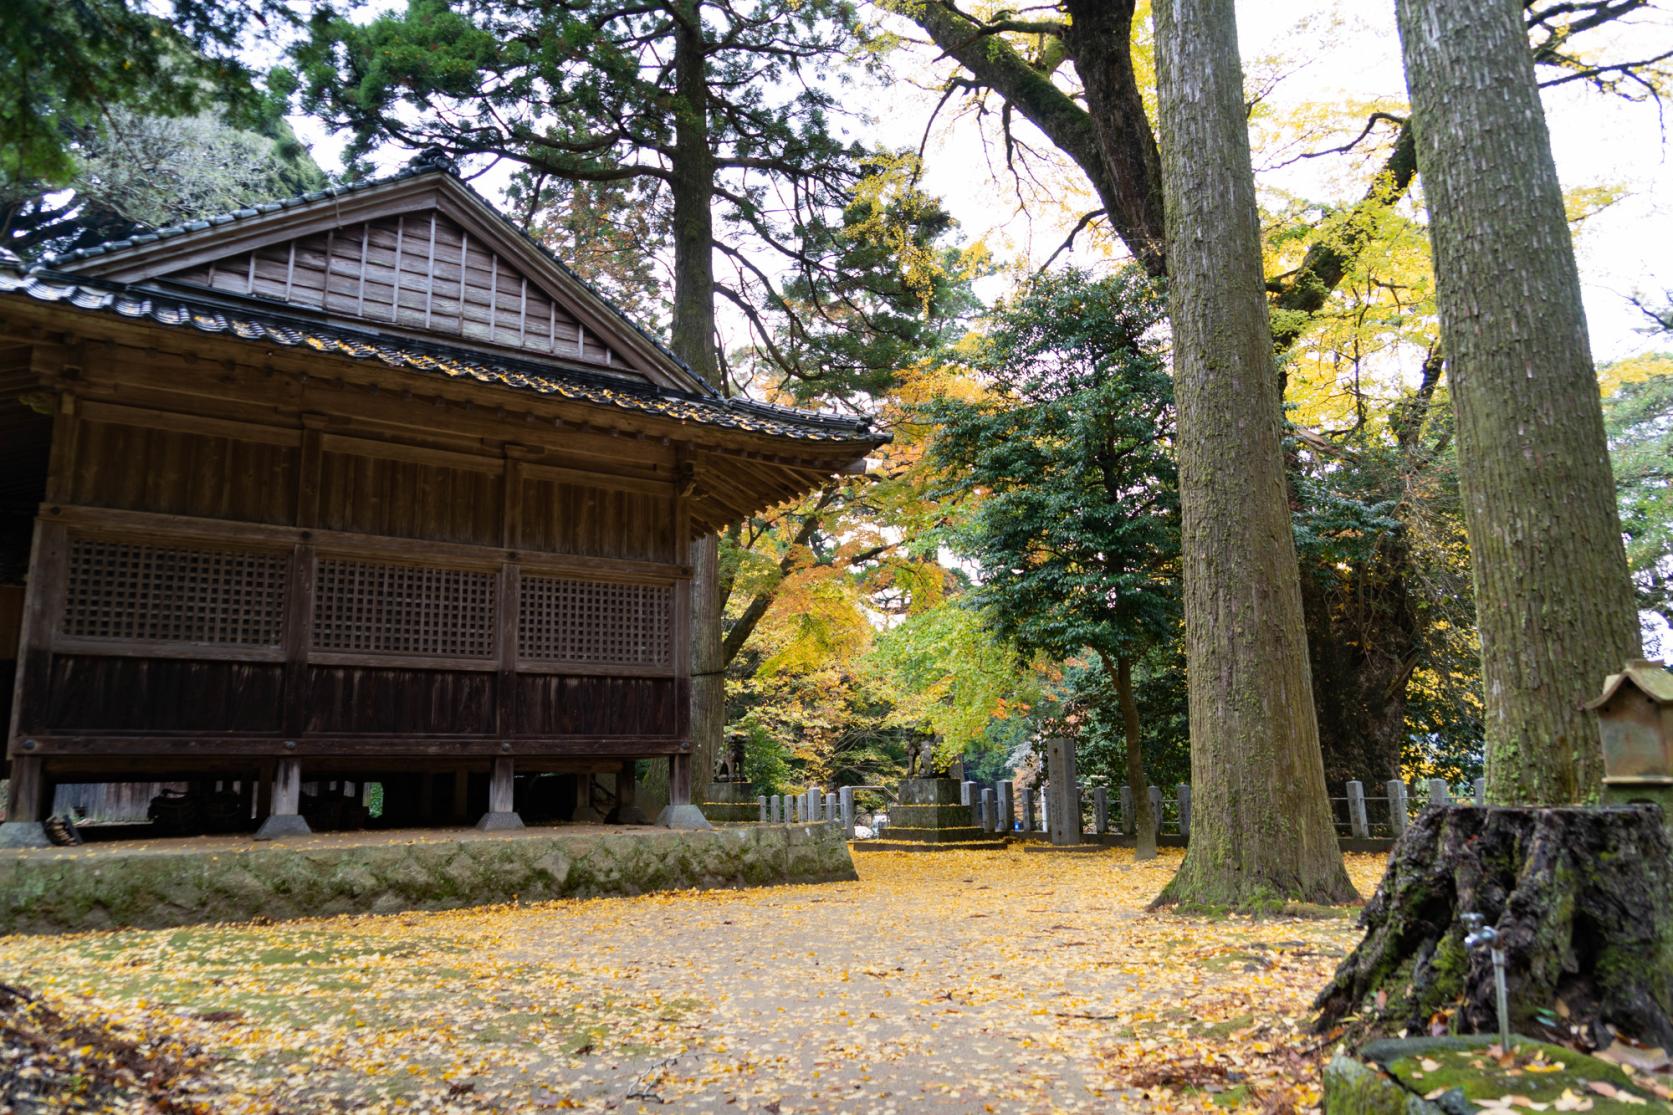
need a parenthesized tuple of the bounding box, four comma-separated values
(0, 267, 882, 445)
(46, 152, 718, 397)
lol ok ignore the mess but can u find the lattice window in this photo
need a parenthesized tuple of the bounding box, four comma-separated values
(62, 538, 286, 645)
(314, 559, 497, 658)
(519, 576, 673, 667)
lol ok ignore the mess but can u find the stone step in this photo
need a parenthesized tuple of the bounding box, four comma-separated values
(851, 837, 1009, 853)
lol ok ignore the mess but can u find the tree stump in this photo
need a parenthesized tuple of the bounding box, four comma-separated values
(1315, 805, 1673, 1049)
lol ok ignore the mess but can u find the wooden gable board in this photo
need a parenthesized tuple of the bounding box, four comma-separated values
(56, 171, 704, 395)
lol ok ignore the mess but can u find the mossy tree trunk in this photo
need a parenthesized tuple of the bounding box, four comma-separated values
(1315, 805, 1673, 1050)
(1150, 0, 1356, 908)
(1393, 0, 1641, 804)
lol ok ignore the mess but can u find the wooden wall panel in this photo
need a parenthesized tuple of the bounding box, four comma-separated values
(164, 212, 633, 369)
(305, 667, 495, 735)
(520, 477, 674, 562)
(317, 451, 501, 546)
(73, 420, 297, 524)
(44, 656, 284, 732)
(515, 675, 678, 737)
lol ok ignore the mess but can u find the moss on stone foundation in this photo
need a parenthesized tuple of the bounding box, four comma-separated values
(0, 822, 857, 934)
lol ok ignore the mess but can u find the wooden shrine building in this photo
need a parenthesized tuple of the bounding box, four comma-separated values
(0, 153, 882, 844)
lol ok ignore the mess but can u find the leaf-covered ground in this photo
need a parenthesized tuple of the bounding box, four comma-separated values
(0, 846, 1390, 1113)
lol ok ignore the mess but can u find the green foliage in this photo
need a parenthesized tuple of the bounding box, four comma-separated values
(0, 0, 290, 187)
(924, 266, 1180, 784)
(740, 720, 794, 797)
(1602, 355, 1673, 640)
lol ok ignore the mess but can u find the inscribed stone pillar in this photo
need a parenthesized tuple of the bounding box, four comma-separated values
(1046, 738, 1085, 846)
(1147, 785, 1163, 840)
(980, 788, 996, 832)
(758, 795, 768, 822)
(1119, 785, 1133, 835)
(1093, 786, 1109, 835)
(1176, 783, 1191, 839)
(997, 781, 1014, 834)
(839, 786, 855, 838)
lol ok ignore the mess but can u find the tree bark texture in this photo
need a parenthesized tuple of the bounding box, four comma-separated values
(668, 0, 724, 807)
(1151, 0, 1355, 907)
(1315, 805, 1673, 1050)
(1115, 656, 1158, 860)
(1394, 0, 1641, 804)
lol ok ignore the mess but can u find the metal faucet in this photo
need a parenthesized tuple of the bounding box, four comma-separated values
(1462, 912, 1511, 1050)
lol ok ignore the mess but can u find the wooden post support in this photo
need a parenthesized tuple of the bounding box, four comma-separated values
(1093, 786, 1110, 835)
(254, 758, 311, 840)
(476, 757, 524, 831)
(1177, 783, 1192, 839)
(611, 760, 645, 824)
(1046, 738, 1085, 846)
(1346, 780, 1370, 838)
(0, 755, 52, 846)
(656, 752, 711, 829)
(1387, 779, 1409, 835)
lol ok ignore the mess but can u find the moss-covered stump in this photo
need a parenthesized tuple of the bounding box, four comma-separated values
(1323, 1036, 1666, 1113)
(1315, 805, 1673, 1049)
(0, 822, 857, 934)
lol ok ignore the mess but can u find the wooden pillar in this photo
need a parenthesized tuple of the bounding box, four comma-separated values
(670, 753, 692, 806)
(4, 756, 50, 823)
(611, 759, 645, 824)
(254, 758, 310, 840)
(476, 758, 524, 831)
(451, 767, 470, 824)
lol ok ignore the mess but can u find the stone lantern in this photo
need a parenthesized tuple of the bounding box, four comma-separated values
(1585, 660, 1673, 822)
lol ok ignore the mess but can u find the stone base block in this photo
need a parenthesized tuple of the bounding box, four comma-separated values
(656, 804, 715, 830)
(891, 803, 978, 828)
(877, 825, 990, 844)
(897, 778, 962, 806)
(475, 811, 525, 832)
(253, 814, 312, 841)
(0, 822, 50, 848)
(1023, 842, 1103, 854)
(852, 837, 1008, 852)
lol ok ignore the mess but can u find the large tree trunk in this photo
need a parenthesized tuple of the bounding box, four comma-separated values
(1150, 0, 1355, 908)
(1113, 655, 1157, 861)
(1315, 805, 1673, 1050)
(1394, 0, 1641, 804)
(667, 0, 723, 808)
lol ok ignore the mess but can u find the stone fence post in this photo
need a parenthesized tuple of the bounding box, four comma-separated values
(826, 792, 838, 825)
(1093, 786, 1109, 835)
(1119, 786, 1133, 835)
(1176, 783, 1191, 839)
(998, 782, 1014, 833)
(1386, 780, 1408, 835)
(838, 786, 855, 837)
(758, 795, 768, 823)
(1345, 781, 1369, 839)
(1428, 779, 1450, 808)
(1148, 785, 1163, 835)
(1021, 787, 1036, 833)
(1473, 777, 1486, 806)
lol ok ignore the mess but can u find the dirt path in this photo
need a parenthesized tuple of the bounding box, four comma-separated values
(0, 846, 1388, 1113)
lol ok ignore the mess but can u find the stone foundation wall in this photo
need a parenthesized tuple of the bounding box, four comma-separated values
(0, 822, 856, 935)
